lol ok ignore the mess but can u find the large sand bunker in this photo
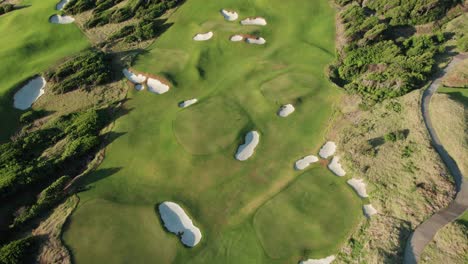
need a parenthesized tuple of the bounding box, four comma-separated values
(123, 69, 147, 84)
(158, 202, 202, 247)
(278, 104, 295, 117)
(246, 37, 266, 45)
(299, 255, 336, 264)
(49, 15, 75, 24)
(241, 17, 267, 26)
(235, 131, 260, 161)
(363, 204, 378, 218)
(179, 99, 198, 108)
(347, 178, 368, 198)
(193, 32, 213, 41)
(147, 78, 170, 94)
(13, 76, 46, 110)
(328, 156, 346, 177)
(318, 141, 336, 159)
(295, 155, 318, 170)
(221, 9, 238, 21)
(56, 0, 71, 10)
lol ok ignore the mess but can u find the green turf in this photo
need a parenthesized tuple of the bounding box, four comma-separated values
(63, 0, 362, 263)
(0, 0, 89, 141)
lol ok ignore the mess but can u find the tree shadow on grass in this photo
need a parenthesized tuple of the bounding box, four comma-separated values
(74, 167, 122, 192)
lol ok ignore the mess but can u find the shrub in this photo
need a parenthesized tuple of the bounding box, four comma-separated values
(0, 236, 38, 264)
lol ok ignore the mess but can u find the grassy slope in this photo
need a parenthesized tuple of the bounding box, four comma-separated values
(63, 0, 361, 263)
(0, 0, 89, 141)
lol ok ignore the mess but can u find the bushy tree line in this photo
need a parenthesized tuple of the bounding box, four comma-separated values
(0, 3, 14, 15)
(45, 50, 112, 94)
(0, 236, 38, 264)
(109, 18, 171, 43)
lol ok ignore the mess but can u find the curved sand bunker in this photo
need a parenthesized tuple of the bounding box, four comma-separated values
(278, 104, 295, 117)
(241, 17, 267, 26)
(221, 9, 238, 21)
(299, 255, 336, 264)
(295, 155, 318, 170)
(318, 141, 336, 159)
(135, 84, 145, 91)
(347, 178, 368, 198)
(235, 131, 260, 161)
(56, 0, 71, 10)
(158, 202, 202, 247)
(123, 69, 147, 84)
(328, 156, 346, 177)
(13, 76, 46, 110)
(49, 15, 75, 24)
(363, 204, 378, 218)
(147, 78, 170, 94)
(230, 35, 244, 42)
(246, 37, 266, 45)
(179, 99, 198, 108)
(193, 32, 213, 41)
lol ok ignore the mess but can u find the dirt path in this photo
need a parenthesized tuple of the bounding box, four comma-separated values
(403, 53, 468, 264)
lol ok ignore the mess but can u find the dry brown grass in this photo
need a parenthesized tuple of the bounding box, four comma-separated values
(420, 222, 468, 264)
(329, 91, 456, 263)
(442, 59, 468, 88)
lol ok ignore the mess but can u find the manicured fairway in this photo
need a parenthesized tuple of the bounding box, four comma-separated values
(0, 0, 88, 140)
(63, 0, 362, 263)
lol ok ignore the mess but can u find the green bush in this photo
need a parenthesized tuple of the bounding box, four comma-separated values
(457, 35, 468, 52)
(0, 236, 38, 264)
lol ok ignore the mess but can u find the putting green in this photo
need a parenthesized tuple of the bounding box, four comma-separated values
(63, 0, 362, 263)
(0, 0, 89, 140)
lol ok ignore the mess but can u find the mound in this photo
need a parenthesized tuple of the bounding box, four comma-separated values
(56, 0, 71, 10)
(147, 78, 170, 94)
(241, 17, 267, 26)
(235, 131, 260, 161)
(230, 35, 244, 42)
(328, 156, 346, 177)
(13, 76, 46, 110)
(193, 32, 213, 41)
(49, 15, 75, 24)
(158, 202, 202, 247)
(363, 204, 377, 218)
(295, 155, 318, 170)
(221, 9, 238, 21)
(300, 255, 336, 264)
(347, 178, 368, 198)
(123, 69, 147, 84)
(319, 141, 336, 159)
(278, 104, 295, 117)
(174, 97, 249, 155)
(179, 99, 198, 108)
(246, 37, 266, 45)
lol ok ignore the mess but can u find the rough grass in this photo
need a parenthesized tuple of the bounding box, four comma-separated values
(62, 0, 361, 263)
(0, 0, 89, 141)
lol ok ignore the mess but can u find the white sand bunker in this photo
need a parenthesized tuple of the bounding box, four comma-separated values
(363, 204, 378, 218)
(235, 131, 260, 161)
(328, 156, 346, 177)
(241, 17, 267, 26)
(221, 9, 238, 21)
(135, 84, 145, 91)
(299, 255, 336, 264)
(179, 99, 198, 108)
(347, 178, 368, 198)
(158, 202, 202, 247)
(56, 0, 71, 10)
(14, 76, 46, 110)
(278, 104, 295, 117)
(193, 32, 213, 41)
(123, 69, 147, 84)
(49, 15, 75, 24)
(230, 35, 244, 42)
(147, 78, 170, 94)
(246, 37, 266, 45)
(318, 141, 336, 159)
(295, 155, 319, 170)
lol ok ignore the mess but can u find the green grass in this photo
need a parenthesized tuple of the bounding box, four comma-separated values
(438, 87, 468, 106)
(0, 0, 89, 141)
(63, 0, 362, 263)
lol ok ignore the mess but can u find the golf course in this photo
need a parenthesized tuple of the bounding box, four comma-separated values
(61, 0, 363, 263)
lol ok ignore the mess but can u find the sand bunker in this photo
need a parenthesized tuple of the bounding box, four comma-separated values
(221, 9, 238, 21)
(135, 84, 145, 91)
(123, 69, 147, 84)
(49, 15, 75, 24)
(246, 37, 266, 45)
(328, 156, 346, 177)
(278, 104, 295, 117)
(299, 255, 336, 264)
(56, 0, 71, 10)
(179, 99, 198, 108)
(158, 202, 202, 247)
(13, 76, 46, 110)
(241, 17, 267, 26)
(235, 131, 260, 161)
(318, 141, 336, 159)
(147, 78, 170, 94)
(295, 155, 319, 170)
(230, 35, 244, 42)
(363, 204, 378, 218)
(193, 32, 213, 41)
(347, 178, 368, 198)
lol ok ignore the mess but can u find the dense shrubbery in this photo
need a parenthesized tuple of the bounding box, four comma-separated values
(45, 50, 112, 94)
(0, 236, 38, 264)
(110, 19, 171, 43)
(0, 3, 14, 15)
